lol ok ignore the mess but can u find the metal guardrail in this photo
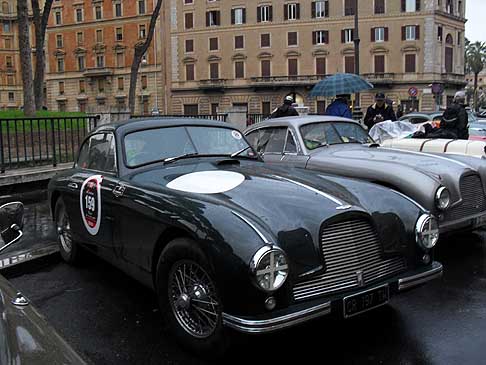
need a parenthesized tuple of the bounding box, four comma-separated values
(0, 116, 99, 173)
(131, 114, 228, 123)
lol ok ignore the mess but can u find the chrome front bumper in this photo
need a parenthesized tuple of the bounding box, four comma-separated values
(440, 211, 486, 233)
(223, 261, 443, 334)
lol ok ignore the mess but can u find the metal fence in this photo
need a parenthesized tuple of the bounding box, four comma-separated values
(0, 116, 99, 173)
(131, 114, 228, 123)
(247, 113, 270, 127)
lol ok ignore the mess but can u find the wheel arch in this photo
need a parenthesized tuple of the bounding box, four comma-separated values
(50, 190, 61, 220)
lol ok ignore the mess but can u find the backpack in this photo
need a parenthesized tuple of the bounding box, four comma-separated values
(441, 103, 461, 127)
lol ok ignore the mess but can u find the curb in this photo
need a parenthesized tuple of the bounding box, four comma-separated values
(0, 243, 59, 278)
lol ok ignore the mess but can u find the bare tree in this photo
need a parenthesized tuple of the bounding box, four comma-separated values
(17, 0, 35, 116)
(32, 0, 53, 110)
(128, 0, 163, 114)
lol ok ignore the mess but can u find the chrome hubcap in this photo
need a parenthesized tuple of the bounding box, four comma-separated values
(169, 261, 220, 339)
(57, 208, 72, 253)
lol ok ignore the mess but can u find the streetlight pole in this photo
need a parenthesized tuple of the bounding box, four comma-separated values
(353, 0, 362, 118)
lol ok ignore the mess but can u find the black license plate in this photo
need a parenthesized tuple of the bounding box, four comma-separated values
(343, 285, 389, 318)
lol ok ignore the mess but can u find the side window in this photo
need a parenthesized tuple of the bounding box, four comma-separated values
(76, 133, 117, 173)
(245, 130, 260, 149)
(284, 129, 297, 153)
(258, 128, 287, 154)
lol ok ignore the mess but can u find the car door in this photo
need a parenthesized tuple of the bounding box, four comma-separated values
(63, 133, 119, 252)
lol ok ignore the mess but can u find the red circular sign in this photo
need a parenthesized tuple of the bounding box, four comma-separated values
(408, 87, 418, 97)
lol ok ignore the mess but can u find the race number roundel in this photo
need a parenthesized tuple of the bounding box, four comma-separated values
(80, 175, 103, 235)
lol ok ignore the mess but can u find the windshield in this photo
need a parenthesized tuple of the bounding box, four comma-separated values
(300, 122, 374, 150)
(124, 126, 253, 167)
(467, 110, 478, 123)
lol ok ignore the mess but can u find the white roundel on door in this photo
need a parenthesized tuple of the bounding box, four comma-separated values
(80, 175, 103, 235)
(167, 171, 245, 194)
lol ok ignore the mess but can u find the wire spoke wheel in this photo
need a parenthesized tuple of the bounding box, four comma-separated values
(168, 260, 221, 339)
(56, 205, 73, 253)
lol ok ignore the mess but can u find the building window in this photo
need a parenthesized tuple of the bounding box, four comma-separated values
(7, 75, 14, 85)
(75, 8, 83, 22)
(8, 92, 14, 102)
(374, 55, 385, 73)
(185, 63, 195, 81)
(116, 52, 124, 67)
(96, 55, 104, 68)
(77, 55, 85, 70)
(116, 27, 123, 41)
(54, 10, 62, 25)
(184, 104, 198, 115)
(184, 13, 193, 29)
(59, 81, 64, 95)
(6, 56, 12, 68)
(4, 37, 11, 48)
(457, 31, 462, 47)
(438, 26, 443, 42)
(316, 100, 326, 115)
(403, 25, 419, 41)
(184, 0, 193, 4)
(403, 0, 420, 12)
(342, 29, 354, 43)
(78, 101, 87, 113)
(235, 61, 244, 79)
(288, 59, 298, 76)
(287, 32, 298, 46)
(138, 0, 146, 14)
(231, 7, 246, 25)
(185, 39, 194, 53)
(211, 103, 219, 115)
(344, 0, 355, 16)
(375, 0, 385, 14)
(57, 58, 65, 72)
(316, 57, 326, 75)
(117, 77, 124, 90)
(94, 5, 102, 20)
(261, 60, 271, 77)
(344, 56, 355, 73)
(76, 32, 84, 45)
(257, 5, 272, 22)
(209, 37, 219, 51)
(58, 101, 66, 112)
(405, 54, 416, 73)
(260, 33, 271, 48)
(114, 2, 122, 17)
(209, 63, 219, 79)
(96, 29, 103, 43)
(312, 1, 329, 18)
(284, 3, 300, 20)
(313, 30, 329, 45)
(141, 75, 147, 89)
(262, 101, 271, 116)
(79, 80, 85, 93)
(139, 25, 147, 39)
(234, 35, 244, 49)
(372, 27, 388, 42)
(206, 10, 220, 26)
(98, 79, 105, 92)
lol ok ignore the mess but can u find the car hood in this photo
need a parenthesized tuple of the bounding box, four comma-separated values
(0, 275, 86, 364)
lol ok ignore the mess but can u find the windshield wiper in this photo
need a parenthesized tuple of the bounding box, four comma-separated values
(163, 152, 199, 165)
(231, 146, 252, 158)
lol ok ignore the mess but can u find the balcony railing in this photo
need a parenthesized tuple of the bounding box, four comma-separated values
(83, 67, 114, 77)
(441, 73, 467, 83)
(199, 79, 227, 89)
(250, 75, 327, 86)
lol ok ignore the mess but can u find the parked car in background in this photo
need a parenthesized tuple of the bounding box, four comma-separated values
(244, 116, 486, 234)
(0, 202, 86, 364)
(49, 118, 442, 355)
(399, 110, 479, 130)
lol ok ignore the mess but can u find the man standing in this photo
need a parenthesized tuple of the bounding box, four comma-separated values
(364, 93, 397, 129)
(439, 91, 469, 139)
(325, 94, 352, 118)
(270, 96, 299, 118)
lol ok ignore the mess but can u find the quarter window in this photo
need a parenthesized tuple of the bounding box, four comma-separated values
(77, 134, 117, 173)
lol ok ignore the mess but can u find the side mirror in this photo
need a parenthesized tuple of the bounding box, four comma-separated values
(0, 202, 24, 254)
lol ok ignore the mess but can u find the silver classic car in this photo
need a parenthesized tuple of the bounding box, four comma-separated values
(244, 116, 486, 234)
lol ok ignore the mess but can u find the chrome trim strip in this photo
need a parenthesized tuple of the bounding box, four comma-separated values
(222, 301, 331, 334)
(271, 175, 344, 206)
(298, 265, 324, 278)
(440, 211, 486, 230)
(231, 211, 270, 244)
(398, 262, 443, 291)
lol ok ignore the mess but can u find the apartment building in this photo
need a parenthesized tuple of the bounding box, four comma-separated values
(161, 0, 467, 114)
(45, 0, 164, 114)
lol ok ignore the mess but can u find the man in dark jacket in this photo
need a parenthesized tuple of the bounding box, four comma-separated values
(270, 96, 299, 118)
(436, 91, 469, 139)
(325, 94, 352, 118)
(364, 93, 397, 129)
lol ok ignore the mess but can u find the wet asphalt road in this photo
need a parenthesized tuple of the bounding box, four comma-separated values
(4, 201, 486, 365)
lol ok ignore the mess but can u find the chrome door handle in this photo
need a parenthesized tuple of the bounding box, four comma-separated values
(68, 182, 78, 189)
(112, 185, 126, 198)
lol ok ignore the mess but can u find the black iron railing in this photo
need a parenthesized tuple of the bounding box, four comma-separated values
(131, 114, 228, 122)
(0, 116, 99, 173)
(247, 113, 270, 127)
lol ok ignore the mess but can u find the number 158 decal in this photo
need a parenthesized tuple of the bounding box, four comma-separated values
(80, 175, 103, 235)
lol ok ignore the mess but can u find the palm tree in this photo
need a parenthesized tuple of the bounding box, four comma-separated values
(465, 40, 486, 111)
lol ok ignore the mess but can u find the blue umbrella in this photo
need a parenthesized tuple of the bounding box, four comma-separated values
(309, 73, 374, 97)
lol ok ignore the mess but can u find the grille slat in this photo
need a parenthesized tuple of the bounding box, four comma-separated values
(293, 219, 407, 301)
(445, 174, 486, 222)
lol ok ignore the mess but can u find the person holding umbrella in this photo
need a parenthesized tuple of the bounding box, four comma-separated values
(325, 94, 353, 118)
(364, 92, 397, 129)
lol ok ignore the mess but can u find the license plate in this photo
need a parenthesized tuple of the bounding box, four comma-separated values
(474, 215, 486, 228)
(343, 285, 389, 318)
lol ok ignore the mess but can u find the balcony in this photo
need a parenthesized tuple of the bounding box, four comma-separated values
(362, 73, 395, 86)
(83, 67, 114, 78)
(250, 75, 327, 88)
(441, 73, 467, 85)
(199, 79, 227, 93)
(0, 12, 17, 21)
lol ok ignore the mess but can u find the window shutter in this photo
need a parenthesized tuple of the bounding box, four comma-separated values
(401, 0, 406, 12)
(312, 31, 317, 45)
(341, 29, 345, 43)
(325, 1, 329, 17)
(257, 6, 261, 22)
(311, 2, 316, 18)
(415, 25, 420, 40)
(206, 12, 210, 27)
(215, 11, 220, 25)
(371, 28, 375, 42)
(401, 26, 406, 41)
(416, 0, 421, 11)
(284, 4, 288, 20)
(231, 9, 235, 25)
(269, 6, 273, 21)
(384, 27, 389, 41)
(242, 8, 246, 23)
(324, 30, 329, 43)
(296, 4, 300, 19)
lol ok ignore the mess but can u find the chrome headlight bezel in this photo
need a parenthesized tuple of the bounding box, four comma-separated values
(415, 214, 439, 250)
(435, 186, 451, 210)
(250, 245, 289, 292)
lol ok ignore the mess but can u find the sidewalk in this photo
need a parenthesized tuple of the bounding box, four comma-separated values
(0, 162, 72, 187)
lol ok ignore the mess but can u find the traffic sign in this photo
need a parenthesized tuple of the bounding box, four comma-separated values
(431, 83, 444, 95)
(408, 87, 418, 97)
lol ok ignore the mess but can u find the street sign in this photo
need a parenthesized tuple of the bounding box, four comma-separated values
(408, 87, 418, 97)
(431, 83, 444, 95)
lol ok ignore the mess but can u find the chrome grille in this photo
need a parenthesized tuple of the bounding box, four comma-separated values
(445, 174, 486, 222)
(293, 219, 407, 302)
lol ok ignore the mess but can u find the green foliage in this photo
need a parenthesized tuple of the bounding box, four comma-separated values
(0, 111, 86, 119)
(0, 111, 89, 132)
(465, 41, 486, 76)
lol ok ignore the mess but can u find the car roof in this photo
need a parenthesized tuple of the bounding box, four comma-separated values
(245, 115, 360, 132)
(91, 117, 233, 136)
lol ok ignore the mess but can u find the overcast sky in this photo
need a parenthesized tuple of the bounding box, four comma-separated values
(466, 0, 486, 43)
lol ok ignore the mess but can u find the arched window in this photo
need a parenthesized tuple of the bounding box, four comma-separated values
(1, 1, 10, 13)
(446, 34, 453, 45)
(445, 34, 454, 73)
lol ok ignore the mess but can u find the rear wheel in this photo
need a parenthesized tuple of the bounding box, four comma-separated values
(55, 198, 80, 264)
(156, 238, 228, 357)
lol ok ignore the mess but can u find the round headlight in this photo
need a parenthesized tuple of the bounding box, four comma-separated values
(250, 246, 289, 292)
(435, 187, 451, 210)
(416, 214, 439, 250)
